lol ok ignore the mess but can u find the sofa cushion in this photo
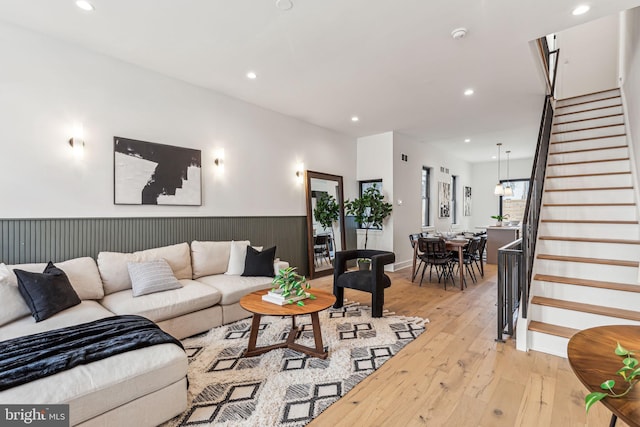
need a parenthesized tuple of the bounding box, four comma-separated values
(0, 263, 31, 327)
(128, 259, 183, 297)
(0, 343, 186, 426)
(225, 240, 251, 275)
(6, 257, 105, 300)
(191, 240, 232, 278)
(0, 300, 114, 342)
(14, 262, 82, 322)
(98, 243, 192, 295)
(196, 274, 274, 305)
(100, 279, 221, 323)
(242, 246, 276, 277)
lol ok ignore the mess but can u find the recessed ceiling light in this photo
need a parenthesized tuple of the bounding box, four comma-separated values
(75, 1, 94, 11)
(464, 138, 471, 143)
(464, 89, 474, 96)
(351, 116, 359, 122)
(246, 71, 257, 80)
(492, 156, 497, 159)
(276, 0, 293, 10)
(572, 4, 590, 15)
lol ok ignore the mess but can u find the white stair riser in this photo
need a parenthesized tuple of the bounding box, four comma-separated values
(554, 97, 622, 114)
(554, 105, 623, 124)
(543, 188, 634, 204)
(527, 331, 568, 358)
(553, 115, 624, 132)
(546, 159, 631, 175)
(541, 204, 637, 221)
(531, 280, 640, 311)
(551, 125, 626, 142)
(549, 135, 627, 153)
(528, 304, 640, 330)
(537, 239, 640, 261)
(556, 90, 620, 107)
(548, 147, 628, 164)
(538, 222, 640, 241)
(535, 259, 638, 283)
(545, 174, 632, 189)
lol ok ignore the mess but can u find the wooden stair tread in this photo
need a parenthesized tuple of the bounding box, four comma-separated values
(550, 134, 626, 144)
(557, 88, 619, 102)
(540, 219, 638, 224)
(528, 320, 578, 339)
(555, 95, 621, 109)
(536, 254, 638, 267)
(545, 186, 633, 192)
(549, 145, 627, 155)
(553, 113, 623, 126)
(548, 157, 629, 166)
(531, 296, 640, 322)
(534, 274, 640, 293)
(554, 104, 623, 117)
(544, 202, 635, 207)
(539, 236, 640, 244)
(552, 123, 624, 135)
(546, 171, 631, 179)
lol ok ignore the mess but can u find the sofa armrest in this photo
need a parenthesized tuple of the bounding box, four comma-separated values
(274, 259, 290, 274)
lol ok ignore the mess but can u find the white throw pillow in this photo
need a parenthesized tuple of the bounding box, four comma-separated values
(0, 263, 31, 326)
(127, 259, 183, 297)
(224, 240, 251, 275)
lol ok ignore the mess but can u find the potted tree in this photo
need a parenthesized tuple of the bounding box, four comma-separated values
(313, 193, 340, 261)
(345, 184, 393, 270)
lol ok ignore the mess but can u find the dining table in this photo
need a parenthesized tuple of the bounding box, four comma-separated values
(411, 236, 469, 291)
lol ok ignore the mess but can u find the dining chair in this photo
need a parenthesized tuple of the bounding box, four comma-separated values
(459, 237, 481, 286)
(417, 237, 455, 289)
(409, 233, 423, 282)
(313, 235, 331, 266)
(474, 234, 487, 277)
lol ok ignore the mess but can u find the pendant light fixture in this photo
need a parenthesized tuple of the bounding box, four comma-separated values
(504, 150, 513, 197)
(494, 143, 504, 196)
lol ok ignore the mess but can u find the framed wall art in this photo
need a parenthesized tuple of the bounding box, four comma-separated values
(114, 137, 202, 206)
(438, 181, 451, 218)
(463, 186, 472, 216)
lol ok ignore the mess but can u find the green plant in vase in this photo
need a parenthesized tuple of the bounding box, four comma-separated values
(490, 214, 509, 226)
(313, 193, 340, 253)
(585, 342, 640, 413)
(271, 267, 315, 306)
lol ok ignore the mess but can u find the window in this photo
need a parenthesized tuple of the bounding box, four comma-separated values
(421, 167, 431, 227)
(451, 175, 458, 224)
(499, 179, 530, 222)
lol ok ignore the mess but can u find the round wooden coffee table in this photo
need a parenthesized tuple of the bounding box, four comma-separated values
(239, 288, 336, 359)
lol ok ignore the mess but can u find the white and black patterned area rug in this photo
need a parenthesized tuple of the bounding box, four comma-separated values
(164, 303, 428, 427)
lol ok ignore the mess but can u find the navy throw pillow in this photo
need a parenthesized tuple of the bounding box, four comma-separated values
(14, 262, 81, 322)
(242, 246, 276, 277)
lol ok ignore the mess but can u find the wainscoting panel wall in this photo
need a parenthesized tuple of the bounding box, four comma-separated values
(0, 216, 308, 274)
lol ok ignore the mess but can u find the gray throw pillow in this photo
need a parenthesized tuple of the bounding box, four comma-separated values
(127, 259, 183, 297)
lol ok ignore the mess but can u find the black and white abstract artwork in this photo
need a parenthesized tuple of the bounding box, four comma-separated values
(114, 137, 201, 206)
(463, 186, 472, 216)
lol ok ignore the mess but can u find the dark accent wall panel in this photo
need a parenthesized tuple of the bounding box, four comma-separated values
(0, 216, 308, 274)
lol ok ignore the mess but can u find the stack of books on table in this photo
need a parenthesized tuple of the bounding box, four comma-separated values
(262, 289, 309, 305)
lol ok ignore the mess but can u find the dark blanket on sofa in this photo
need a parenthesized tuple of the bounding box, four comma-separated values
(0, 315, 183, 392)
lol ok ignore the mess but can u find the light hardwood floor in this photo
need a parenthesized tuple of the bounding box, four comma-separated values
(307, 264, 631, 427)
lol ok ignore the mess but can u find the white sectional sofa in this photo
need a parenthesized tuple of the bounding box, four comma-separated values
(0, 240, 289, 426)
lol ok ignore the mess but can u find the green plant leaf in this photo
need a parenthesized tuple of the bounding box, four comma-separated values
(585, 392, 608, 413)
(600, 380, 615, 391)
(297, 301, 304, 306)
(308, 294, 316, 300)
(615, 342, 629, 356)
(623, 357, 638, 368)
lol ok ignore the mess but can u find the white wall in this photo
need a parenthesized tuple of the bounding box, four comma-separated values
(470, 158, 533, 229)
(0, 22, 356, 218)
(621, 7, 640, 187)
(555, 14, 620, 99)
(355, 132, 394, 251)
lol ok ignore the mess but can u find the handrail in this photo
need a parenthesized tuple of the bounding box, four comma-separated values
(496, 38, 558, 341)
(497, 239, 523, 341)
(536, 37, 560, 97)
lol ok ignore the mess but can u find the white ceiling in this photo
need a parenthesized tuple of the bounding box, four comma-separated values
(1, 0, 639, 162)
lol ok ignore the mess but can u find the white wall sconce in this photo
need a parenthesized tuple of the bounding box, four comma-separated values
(296, 162, 305, 184)
(69, 124, 85, 158)
(213, 148, 225, 174)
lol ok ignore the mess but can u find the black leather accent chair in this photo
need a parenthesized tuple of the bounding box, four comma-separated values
(333, 249, 395, 317)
